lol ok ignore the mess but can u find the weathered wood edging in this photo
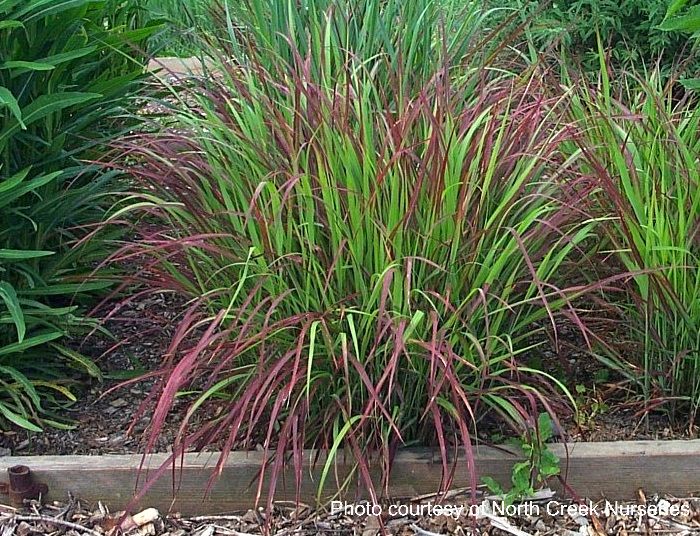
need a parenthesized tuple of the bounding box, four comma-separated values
(1, 440, 698, 514)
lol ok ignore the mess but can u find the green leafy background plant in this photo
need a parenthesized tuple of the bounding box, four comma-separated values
(488, 0, 697, 76)
(0, 0, 156, 430)
(661, 0, 700, 88)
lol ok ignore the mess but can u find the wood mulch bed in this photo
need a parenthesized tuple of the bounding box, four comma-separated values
(1, 292, 187, 456)
(0, 289, 696, 458)
(1, 490, 699, 535)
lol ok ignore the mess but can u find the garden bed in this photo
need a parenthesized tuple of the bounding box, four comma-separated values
(3, 2, 700, 535)
(2, 294, 698, 530)
(0, 285, 695, 525)
(0, 292, 694, 459)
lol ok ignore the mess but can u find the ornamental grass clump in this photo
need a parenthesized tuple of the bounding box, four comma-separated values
(567, 67, 700, 423)
(210, 0, 495, 105)
(116, 1, 605, 505)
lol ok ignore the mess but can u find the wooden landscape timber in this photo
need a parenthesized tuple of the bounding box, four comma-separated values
(0, 440, 698, 515)
(147, 56, 216, 77)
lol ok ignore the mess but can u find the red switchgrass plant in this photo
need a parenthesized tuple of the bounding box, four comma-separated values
(107, 38, 607, 507)
(565, 63, 700, 425)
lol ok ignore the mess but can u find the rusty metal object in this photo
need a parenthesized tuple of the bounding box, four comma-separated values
(0, 465, 48, 507)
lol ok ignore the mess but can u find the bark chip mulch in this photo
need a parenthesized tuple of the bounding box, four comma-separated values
(0, 490, 698, 535)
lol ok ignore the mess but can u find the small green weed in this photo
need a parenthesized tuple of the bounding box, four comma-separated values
(482, 413, 560, 503)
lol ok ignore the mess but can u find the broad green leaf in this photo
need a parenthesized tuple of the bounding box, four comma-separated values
(0, 0, 30, 14)
(537, 412, 554, 442)
(540, 450, 560, 477)
(50, 344, 102, 380)
(680, 78, 700, 90)
(103, 25, 161, 46)
(19, 280, 111, 295)
(0, 401, 42, 432)
(0, 281, 24, 342)
(666, 0, 690, 18)
(103, 369, 147, 380)
(17, 0, 95, 22)
(511, 461, 531, 491)
(38, 418, 76, 430)
(0, 86, 24, 128)
(0, 330, 63, 356)
(0, 365, 40, 407)
(0, 92, 101, 144)
(0, 249, 54, 260)
(0, 167, 30, 194)
(16, 301, 77, 317)
(0, 171, 62, 209)
(0, 21, 24, 31)
(658, 6, 700, 32)
(87, 71, 141, 96)
(1, 60, 55, 71)
(481, 476, 505, 495)
(38, 46, 97, 67)
(32, 380, 77, 402)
